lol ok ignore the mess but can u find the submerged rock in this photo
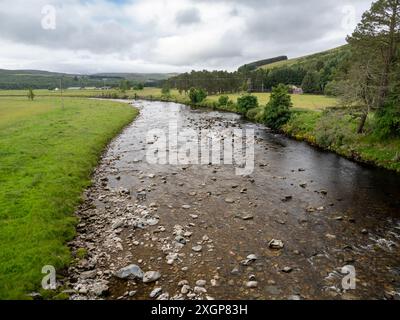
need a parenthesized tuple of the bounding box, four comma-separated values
(115, 264, 144, 280)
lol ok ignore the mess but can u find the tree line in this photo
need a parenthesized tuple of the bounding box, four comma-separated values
(166, 0, 399, 137)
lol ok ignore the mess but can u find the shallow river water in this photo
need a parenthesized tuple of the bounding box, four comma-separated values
(70, 100, 400, 300)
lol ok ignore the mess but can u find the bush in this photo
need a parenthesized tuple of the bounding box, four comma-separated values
(189, 88, 207, 104)
(27, 88, 35, 101)
(161, 85, 171, 97)
(315, 110, 356, 148)
(324, 80, 340, 96)
(375, 103, 400, 138)
(218, 95, 229, 107)
(263, 84, 292, 130)
(237, 94, 258, 114)
(246, 107, 264, 122)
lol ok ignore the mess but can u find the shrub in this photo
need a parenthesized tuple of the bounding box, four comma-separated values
(315, 110, 356, 148)
(237, 94, 258, 114)
(218, 95, 229, 107)
(263, 84, 293, 130)
(375, 103, 400, 138)
(27, 88, 35, 101)
(246, 107, 264, 122)
(161, 85, 171, 97)
(189, 88, 207, 104)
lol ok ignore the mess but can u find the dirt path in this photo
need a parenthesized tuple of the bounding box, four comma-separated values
(67, 100, 400, 300)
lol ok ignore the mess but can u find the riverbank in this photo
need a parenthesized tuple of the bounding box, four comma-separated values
(134, 94, 400, 174)
(0, 97, 139, 299)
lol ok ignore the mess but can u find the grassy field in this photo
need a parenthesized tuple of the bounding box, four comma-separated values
(0, 88, 166, 98)
(0, 88, 337, 111)
(0, 96, 138, 299)
(206, 93, 337, 110)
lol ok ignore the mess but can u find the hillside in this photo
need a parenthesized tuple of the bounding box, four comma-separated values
(238, 56, 288, 72)
(0, 69, 177, 90)
(258, 45, 350, 70)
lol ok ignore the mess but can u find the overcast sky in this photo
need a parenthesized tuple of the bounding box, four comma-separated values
(0, 0, 372, 74)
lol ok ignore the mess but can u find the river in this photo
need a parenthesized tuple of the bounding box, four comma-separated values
(68, 100, 400, 300)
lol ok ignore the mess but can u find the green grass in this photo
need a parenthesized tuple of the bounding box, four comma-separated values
(0, 96, 138, 299)
(207, 93, 337, 110)
(0, 87, 169, 98)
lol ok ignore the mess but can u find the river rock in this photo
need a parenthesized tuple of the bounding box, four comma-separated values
(181, 285, 191, 294)
(150, 287, 163, 298)
(192, 245, 203, 252)
(115, 264, 144, 280)
(143, 271, 161, 283)
(246, 281, 258, 288)
(196, 280, 207, 287)
(282, 267, 293, 273)
(92, 282, 109, 297)
(268, 239, 284, 250)
(194, 286, 207, 294)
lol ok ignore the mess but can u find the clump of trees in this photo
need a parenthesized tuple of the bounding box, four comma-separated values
(189, 87, 207, 104)
(133, 83, 144, 90)
(301, 71, 321, 94)
(263, 84, 293, 130)
(237, 94, 258, 114)
(119, 80, 131, 93)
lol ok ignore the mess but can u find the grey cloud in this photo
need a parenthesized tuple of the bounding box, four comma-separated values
(175, 7, 201, 26)
(0, 0, 373, 73)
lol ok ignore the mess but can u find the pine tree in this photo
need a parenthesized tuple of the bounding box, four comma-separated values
(346, 0, 400, 133)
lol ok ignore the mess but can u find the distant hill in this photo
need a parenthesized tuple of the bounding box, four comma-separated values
(0, 69, 178, 90)
(257, 45, 349, 71)
(238, 56, 288, 72)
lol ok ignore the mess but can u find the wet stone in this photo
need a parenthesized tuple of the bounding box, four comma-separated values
(115, 264, 144, 280)
(143, 271, 161, 283)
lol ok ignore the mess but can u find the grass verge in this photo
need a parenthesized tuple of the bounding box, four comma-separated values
(0, 97, 138, 299)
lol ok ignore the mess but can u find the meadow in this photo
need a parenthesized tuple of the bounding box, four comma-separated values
(0, 96, 138, 299)
(0, 88, 338, 111)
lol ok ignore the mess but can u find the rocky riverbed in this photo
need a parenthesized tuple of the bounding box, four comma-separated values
(66, 100, 400, 300)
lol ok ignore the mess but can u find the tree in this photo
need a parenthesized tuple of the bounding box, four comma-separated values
(27, 88, 35, 101)
(301, 71, 321, 94)
(119, 80, 131, 93)
(189, 88, 207, 104)
(134, 83, 144, 90)
(161, 84, 171, 97)
(263, 84, 293, 130)
(345, 0, 400, 133)
(237, 94, 258, 114)
(218, 95, 229, 107)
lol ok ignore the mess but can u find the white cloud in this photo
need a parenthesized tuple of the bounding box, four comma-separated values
(0, 0, 372, 73)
